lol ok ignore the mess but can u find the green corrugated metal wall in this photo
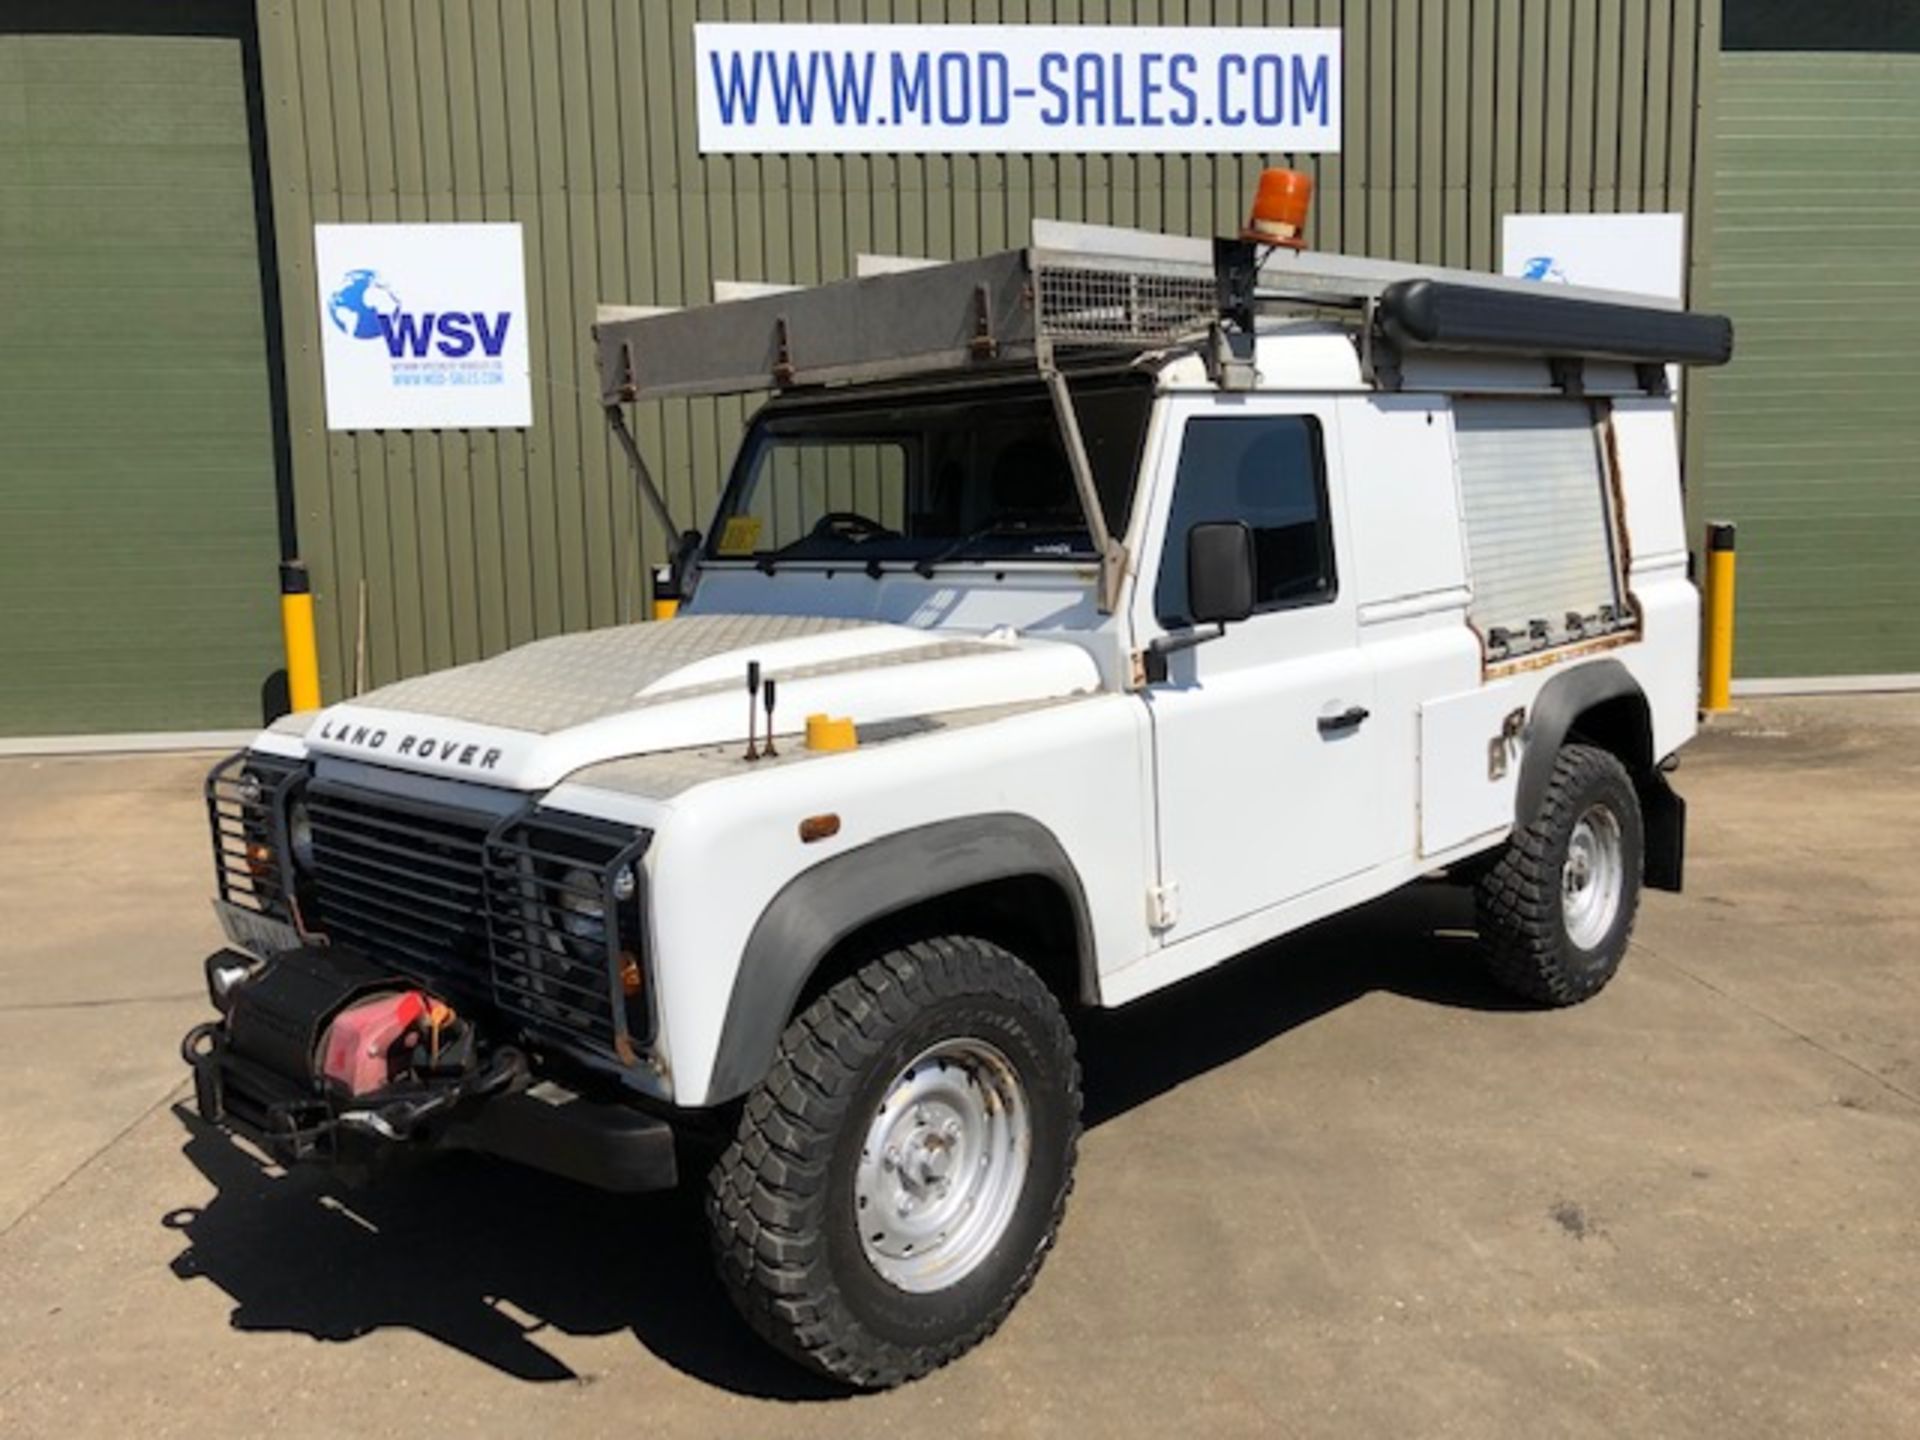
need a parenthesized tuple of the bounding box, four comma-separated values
(0, 21, 284, 735)
(1694, 50, 1920, 678)
(255, 0, 1718, 701)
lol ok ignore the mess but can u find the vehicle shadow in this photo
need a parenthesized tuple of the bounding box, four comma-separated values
(1077, 880, 1527, 1126)
(162, 880, 1522, 1400)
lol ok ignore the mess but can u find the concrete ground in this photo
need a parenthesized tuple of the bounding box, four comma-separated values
(1, 695, 1917, 1438)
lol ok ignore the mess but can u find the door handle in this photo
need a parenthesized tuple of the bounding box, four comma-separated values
(1317, 705, 1370, 736)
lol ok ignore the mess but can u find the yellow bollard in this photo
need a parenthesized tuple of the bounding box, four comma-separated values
(280, 560, 323, 713)
(1701, 521, 1736, 713)
(650, 564, 679, 621)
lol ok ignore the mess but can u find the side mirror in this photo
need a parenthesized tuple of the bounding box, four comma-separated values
(1186, 521, 1256, 626)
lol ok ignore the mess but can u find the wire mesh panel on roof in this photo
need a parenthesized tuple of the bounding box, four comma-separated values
(1033, 262, 1219, 345)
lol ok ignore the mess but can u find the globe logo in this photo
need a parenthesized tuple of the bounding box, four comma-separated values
(328, 268, 402, 339)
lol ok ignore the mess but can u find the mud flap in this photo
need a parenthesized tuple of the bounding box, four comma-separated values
(1640, 770, 1686, 893)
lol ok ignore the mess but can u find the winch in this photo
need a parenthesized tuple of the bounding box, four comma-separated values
(183, 946, 524, 1164)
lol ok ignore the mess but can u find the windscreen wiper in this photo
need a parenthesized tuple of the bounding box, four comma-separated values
(912, 518, 1066, 579)
(756, 534, 890, 578)
(754, 532, 829, 572)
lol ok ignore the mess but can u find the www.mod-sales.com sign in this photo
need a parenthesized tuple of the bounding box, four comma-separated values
(695, 24, 1340, 154)
(314, 222, 533, 431)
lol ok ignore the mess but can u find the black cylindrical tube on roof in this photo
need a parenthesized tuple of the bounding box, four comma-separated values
(1379, 280, 1735, 368)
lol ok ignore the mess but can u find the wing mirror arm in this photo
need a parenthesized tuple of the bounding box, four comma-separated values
(1142, 623, 1227, 684)
(1149, 623, 1228, 658)
(1140, 520, 1256, 685)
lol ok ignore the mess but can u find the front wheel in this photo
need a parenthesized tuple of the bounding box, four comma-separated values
(1476, 743, 1644, 1006)
(706, 937, 1080, 1389)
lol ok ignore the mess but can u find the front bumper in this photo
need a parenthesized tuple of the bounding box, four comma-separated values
(184, 946, 678, 1194)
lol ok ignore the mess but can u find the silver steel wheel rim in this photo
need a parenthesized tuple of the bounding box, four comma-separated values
(853, 1036, 1031, 1294)
(1562, 803, 1625, 951)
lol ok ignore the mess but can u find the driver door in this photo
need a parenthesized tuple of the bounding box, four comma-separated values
(1138, 398, 1387, 943)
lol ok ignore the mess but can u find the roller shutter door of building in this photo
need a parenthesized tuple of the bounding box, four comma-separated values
(0, 26, 280, 735)
(1697, 51, 1920, 679)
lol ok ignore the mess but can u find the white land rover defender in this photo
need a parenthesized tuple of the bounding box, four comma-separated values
(186, 197, 1732, 1388)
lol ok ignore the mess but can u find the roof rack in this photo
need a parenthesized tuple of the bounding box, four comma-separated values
(594, 218, 1732, 613)
(594, 217, 1729, 407)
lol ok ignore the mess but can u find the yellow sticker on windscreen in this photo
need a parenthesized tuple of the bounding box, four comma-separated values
(717, 515, 763, 556)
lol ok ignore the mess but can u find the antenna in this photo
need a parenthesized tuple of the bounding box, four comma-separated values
(744, 661, 761, 762)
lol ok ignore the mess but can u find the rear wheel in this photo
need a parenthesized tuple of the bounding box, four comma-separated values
(706, 936, 1080, 1388)
(1477, 743, 1644, 1006)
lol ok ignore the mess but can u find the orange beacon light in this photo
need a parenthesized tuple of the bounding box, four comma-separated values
(1242, 167, 1314, 249)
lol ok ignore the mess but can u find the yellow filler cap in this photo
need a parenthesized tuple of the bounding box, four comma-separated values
(805, 713, 858, 752)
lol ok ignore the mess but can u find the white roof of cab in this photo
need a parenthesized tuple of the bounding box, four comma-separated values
(1154, 321, 1368, 392)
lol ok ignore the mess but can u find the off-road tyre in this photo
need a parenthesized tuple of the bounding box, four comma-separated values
(1477, 742, 1644, 1006)
(706, 937, 1080, 1389)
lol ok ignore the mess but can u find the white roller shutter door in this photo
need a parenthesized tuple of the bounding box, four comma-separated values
(1452, 399, 1626, 658)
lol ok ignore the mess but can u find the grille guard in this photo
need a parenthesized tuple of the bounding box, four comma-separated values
(206, 754, 656, 1081)
(205, 752, 306, 930)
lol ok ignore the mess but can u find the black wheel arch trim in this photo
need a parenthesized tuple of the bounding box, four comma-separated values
(1517, 659, 1645, 819)
(1519, 658, 1683, 893)
(704, 814, 1097, 1104)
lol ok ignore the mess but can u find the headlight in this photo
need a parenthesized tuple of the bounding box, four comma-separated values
(553, 865, 606, 952)
(288, 799, 315, 870)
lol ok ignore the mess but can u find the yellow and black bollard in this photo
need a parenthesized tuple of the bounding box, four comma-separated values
(650, 564, 680, 621)
(280, 560, 323, 713)
(1701, 521, 1736, 713)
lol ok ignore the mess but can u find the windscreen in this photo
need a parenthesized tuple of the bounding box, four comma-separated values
(706, 376, 1153, 566)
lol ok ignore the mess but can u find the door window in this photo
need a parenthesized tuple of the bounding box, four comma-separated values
(1154, 415, 1336, 626)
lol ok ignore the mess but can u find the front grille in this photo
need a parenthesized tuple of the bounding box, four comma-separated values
(297, 779, 651, 1071)
(304, 785, 493, 1005)
(206, 753, 303, 923)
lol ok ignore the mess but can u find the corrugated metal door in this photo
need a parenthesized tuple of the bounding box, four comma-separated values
(1696, 49, 1920, 678)
(0, 26, 281, 734)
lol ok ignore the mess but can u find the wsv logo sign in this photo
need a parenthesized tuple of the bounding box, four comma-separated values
(326, 268, 512, 358)
(314, 221, 532, 430)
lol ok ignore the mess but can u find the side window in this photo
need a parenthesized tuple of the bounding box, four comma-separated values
(1154, 415, 1336, 626)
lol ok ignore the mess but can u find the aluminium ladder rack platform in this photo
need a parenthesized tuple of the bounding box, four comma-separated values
(593, 218, 1732, 407)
